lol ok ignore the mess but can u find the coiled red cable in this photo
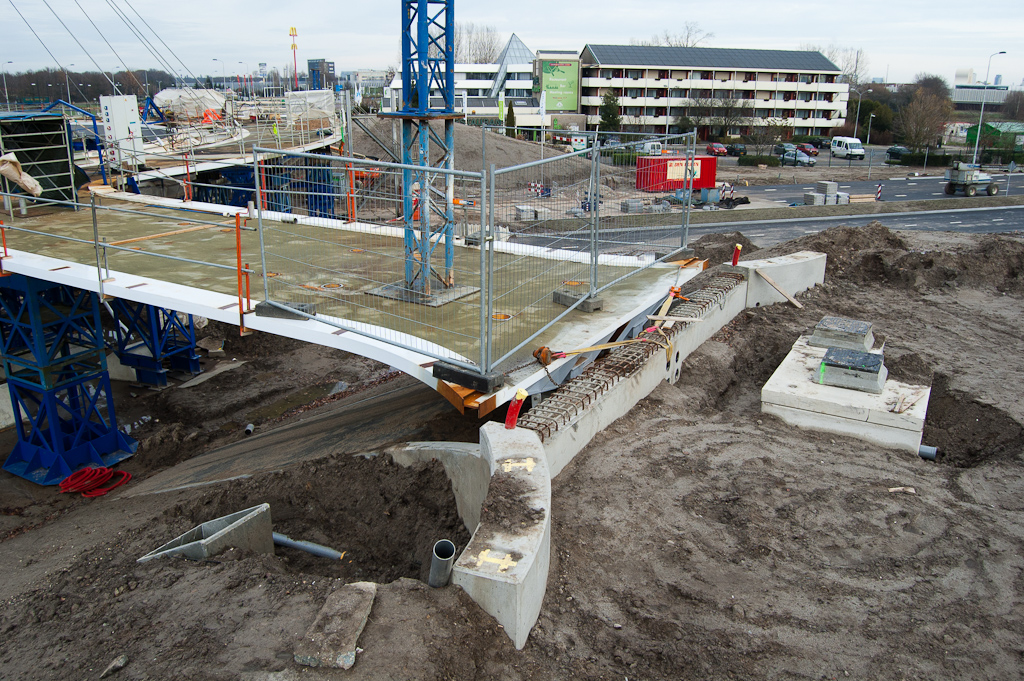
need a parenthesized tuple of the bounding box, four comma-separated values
(59, 467, 131, 497)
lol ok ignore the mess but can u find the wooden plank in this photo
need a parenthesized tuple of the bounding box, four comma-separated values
(755, 269, 803, 309)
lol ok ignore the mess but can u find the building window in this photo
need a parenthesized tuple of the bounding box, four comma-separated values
(627, 88, 643, 98)
(627, 69, 643, 80)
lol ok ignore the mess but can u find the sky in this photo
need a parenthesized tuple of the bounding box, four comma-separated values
(3, 0, 1022, 88)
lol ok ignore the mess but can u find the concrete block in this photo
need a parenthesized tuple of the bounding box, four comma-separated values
(620, 199, 644, 214)
(824, 193, 838, 206)
(761, 337, 930, 453)
(453, 424, 551, 650)
(819, 347, 887, 394)
(837, 192, 850, 205)
(254, 301, 316, 320)
(432, 362, 504, 393)
(809, 316, 875, 351)
(723, 251, 826, 308)
(293, 582, 376, 669)
(816, 181, 838, 195)
(515, 206, 535, 221)
(137, 504, 273, 562)
(804, 192, 825, 206)
(552, 289, 603, 312)
(0, 386, 17, 430)
(105, 352, 139, 383)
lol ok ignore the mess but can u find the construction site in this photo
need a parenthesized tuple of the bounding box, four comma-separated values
(2, 2, 1024, 680)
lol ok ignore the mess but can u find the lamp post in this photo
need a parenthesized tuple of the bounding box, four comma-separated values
(866, 112, 876, 180)
(972, 50, 1006, 166)
(2, 61, 12, 111)
(238, 62, 249, 99)
(212, 58, 225, 91)
(851, 87, 864, 139)
(64, 63, 74, 103)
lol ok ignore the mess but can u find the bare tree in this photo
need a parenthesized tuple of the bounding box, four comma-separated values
(716, 98, 753, 137)
(1003, 91, 1024, 122)
(454, 22, 502, 63)
(799, 43, 868, 85)
(894, 90, 952, 151)
(745, 118, 786, 156)
(630, 22, 714, 48)
(689, 96, 716, 136)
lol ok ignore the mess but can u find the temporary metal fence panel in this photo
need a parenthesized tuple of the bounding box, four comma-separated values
(253, 146, 486, 369)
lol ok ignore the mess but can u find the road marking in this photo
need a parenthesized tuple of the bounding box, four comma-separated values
(903, 224, 918, 227)
(747, 233, 765, 237)
(763, 188, 777, 192)
(949, 221, 962, 224)
(992, 218, 1004, 222)
(895, 194, 908, 197)
(803, 230, 819, 234)
(839, 185, 851, 188)
(475, 549, 518, 572)
(774, 200, 788, 203)
(932, 192, 943, 195)
(889, 177, 907, 181)
(501, 458, 536, 473)
(803, 187, 813, 190)
(907, 182, 917, 186)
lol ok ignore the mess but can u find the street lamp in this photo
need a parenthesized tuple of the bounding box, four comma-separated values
(64, 63, 74, 103)
(972, 50, 1006, 165)
(238, 62, 249, 99)
(212, 58, 226, 91)
(2, 61, 12, 111)
(851, 87, 864, 139)
(866, 112, 876, 146)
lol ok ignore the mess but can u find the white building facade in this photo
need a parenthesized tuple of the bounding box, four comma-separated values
(579, 45, 849, 137)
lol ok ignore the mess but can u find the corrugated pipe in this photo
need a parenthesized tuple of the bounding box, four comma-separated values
(273, 532, 345, 560)
(428, 539, 456, 587)
(919, 445, 938, 461)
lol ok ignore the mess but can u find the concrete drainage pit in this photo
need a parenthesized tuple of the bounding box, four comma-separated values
(174, 452, 471, 583)
(923, 374, 1024, 467)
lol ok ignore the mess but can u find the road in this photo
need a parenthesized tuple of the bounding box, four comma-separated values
(517, 204, 1024, 251)
(715, 144, 967, 171)
(730, 173, 1017, 206)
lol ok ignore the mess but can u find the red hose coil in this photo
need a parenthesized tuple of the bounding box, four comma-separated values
(58, 467, 131, 497)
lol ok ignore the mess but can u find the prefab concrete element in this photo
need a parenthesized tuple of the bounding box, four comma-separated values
(137, 503, 273, 562)
(293, 581, 376, 670)
(453, 424, 551, 650)
(808, 316, 875, 351)
(724, 251, 826, 308)
(761, 337, 930, 453)
(819, 347, 888, 394)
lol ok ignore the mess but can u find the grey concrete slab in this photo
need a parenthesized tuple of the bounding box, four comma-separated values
(293, 581, 377, 670)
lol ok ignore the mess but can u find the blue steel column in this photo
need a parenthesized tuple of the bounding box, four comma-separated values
(444, 118, 455, 284)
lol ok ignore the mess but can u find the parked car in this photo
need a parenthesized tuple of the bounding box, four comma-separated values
(773, 142, 796, 155)
(705, 142, 728, 156)
(795, 143, 819, 157)
(781, 150, 816, 167)
(812, 137, 832, 149)
(726, 143, 747, 156)
(885, 145, 911, 162)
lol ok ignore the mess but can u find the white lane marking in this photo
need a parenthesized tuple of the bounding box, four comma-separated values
(763, 188, 777, 192)
(932, 192, 943, 195)
(903, 224, 918, 227)
(907, 182, 917, 186)
(803, 230, 819, 234)
(895, 194, 908, 197)
(889, 177, 907, 180)
(992, 218, 1004, 222)
(839, 185, 851, 188)
(774, 200, 788, 203)
(747, 233, 765, 237)
(949, 221, 962, 224)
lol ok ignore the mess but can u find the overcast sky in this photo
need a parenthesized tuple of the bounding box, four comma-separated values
(3, 0, 1022, 88)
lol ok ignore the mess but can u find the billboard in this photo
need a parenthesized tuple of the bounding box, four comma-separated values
(539, 60, 579, 112)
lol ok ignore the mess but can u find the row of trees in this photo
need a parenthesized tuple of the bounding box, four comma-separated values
(2, 68, 176, 104)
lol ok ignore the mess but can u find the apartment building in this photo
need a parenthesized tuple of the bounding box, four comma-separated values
(579, 45, 849, 137)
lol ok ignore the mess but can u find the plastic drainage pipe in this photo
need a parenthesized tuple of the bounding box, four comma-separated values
(919, 445, 938, 461)
(272, 532, 344, 560)
(428, 539, 456, 588)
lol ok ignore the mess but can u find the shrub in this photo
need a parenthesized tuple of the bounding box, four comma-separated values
(897, 153, 952, 166)
(738, 155, 780, 167)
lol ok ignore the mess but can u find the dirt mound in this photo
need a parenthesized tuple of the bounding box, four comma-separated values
(690, 231, 760, 265)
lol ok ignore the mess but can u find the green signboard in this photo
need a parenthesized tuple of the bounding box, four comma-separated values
(540, 60, 579, 112)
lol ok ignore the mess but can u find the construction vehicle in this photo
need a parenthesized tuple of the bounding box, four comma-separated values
(944, 161, 999, 197)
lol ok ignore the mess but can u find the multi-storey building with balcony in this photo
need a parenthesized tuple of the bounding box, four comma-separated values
(579, 44, 849, 137)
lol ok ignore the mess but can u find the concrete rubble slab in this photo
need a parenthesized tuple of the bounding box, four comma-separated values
(293, 581, 377, 670)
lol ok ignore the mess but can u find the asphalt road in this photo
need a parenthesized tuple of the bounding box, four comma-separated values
(733, 173, 1018, 205)
(518, 205, 1024, 251)
(715, 145, 950, 170)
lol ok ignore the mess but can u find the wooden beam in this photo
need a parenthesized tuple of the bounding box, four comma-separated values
(755, 269, 803, 308)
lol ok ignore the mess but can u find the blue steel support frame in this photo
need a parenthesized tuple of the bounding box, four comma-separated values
(396, 0, 456, 294)
(108, 299, 201, 387)
(0, 275, 136, 485)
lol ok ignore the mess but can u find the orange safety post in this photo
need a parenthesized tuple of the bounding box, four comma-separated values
(183, 154, 192, 202)
(235, 213, 247, 334)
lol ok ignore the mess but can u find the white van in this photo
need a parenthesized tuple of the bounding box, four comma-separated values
(641, 141, 663, 155)
(831, 136, 865, 160)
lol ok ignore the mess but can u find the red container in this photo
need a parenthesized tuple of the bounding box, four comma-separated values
(635, 155, 717, 192)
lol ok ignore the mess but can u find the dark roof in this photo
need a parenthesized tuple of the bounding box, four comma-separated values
(582, 45, 840, 72)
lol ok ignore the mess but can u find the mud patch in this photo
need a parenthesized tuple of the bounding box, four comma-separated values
(925, 374, 1024, 467)
(479, 472, 546, 530)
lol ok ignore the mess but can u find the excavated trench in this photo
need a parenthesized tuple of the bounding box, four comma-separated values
(924, 374, 1024, 468)
(174, 452, 471, 583)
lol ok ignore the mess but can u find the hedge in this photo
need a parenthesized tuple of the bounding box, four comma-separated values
(737, 155, 780, 167)
(980, 149, 1024, 165)
(897, 153, 952, 167)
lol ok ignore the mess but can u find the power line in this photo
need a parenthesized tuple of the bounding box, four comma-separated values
(72, 0, 141, 93)
(35, 0, 117, 99)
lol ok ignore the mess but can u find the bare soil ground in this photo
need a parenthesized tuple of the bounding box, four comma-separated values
(1, 222, 1023, 680)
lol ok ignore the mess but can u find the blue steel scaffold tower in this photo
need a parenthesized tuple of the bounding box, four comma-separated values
(379, 0, 465, 303)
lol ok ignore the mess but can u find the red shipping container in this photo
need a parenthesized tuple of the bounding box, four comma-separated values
(635, 155, 717, 192)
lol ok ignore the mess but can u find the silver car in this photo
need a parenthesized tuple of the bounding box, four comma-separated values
(781, 150, 816, 167)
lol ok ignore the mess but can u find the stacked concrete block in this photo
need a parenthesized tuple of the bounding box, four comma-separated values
(620, 198, 644, 214)
(808, 316, 875, 351)
(515, 206, 536, 221)
(816, 181, 838, 195)
(824, 194, 838, 206)
(819, 347, 888, 394)
(837, 192, 850, 205)
(804, 192, 825, 206)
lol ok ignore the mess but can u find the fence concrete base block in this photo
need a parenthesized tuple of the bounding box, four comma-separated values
(367, 282, 480, 307)
(432, 362, 505, 394)
(452, 423, 551, 650)
(552, 289, 603, 312)
(137, 503, 273, 562)
(723, 251, 826, 308)
(293, 581, 376, 670)
(105, 352, 139, 383)
(808, 316, 875, 351)
(761, 337, 930, 453)
(254, 301, 316, 320)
